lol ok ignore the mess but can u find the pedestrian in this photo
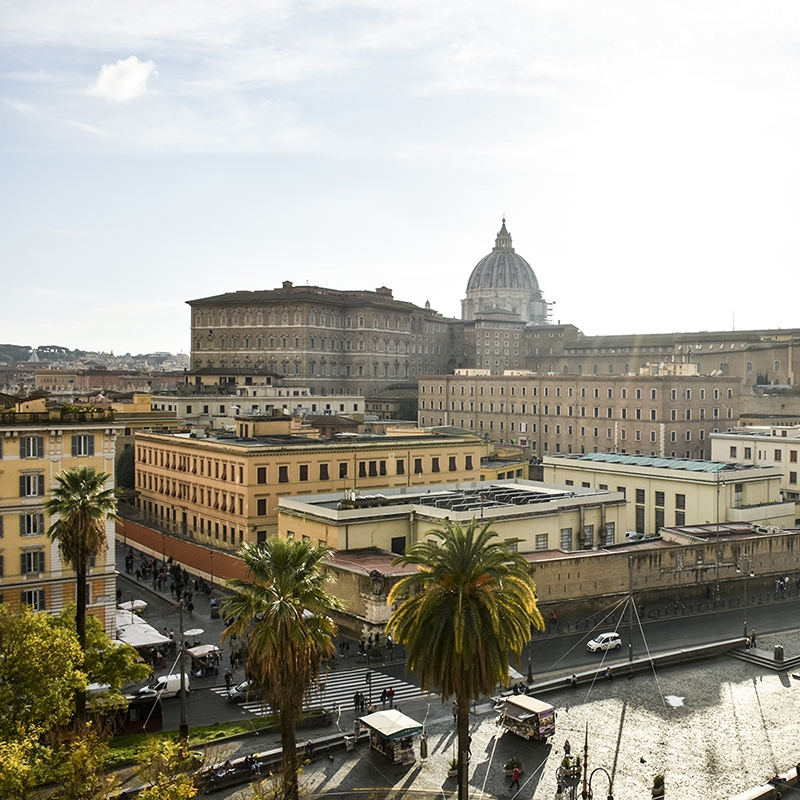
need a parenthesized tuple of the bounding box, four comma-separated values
(751, 630, 757, 648)
(564, 738, 571, 755)
(570, 673, 577, 689)
(452, 700, 458, 723)
(605, 667, 613, 682)
(510, 766, 520, 790)
(230, 651, 236, 671)
(353, 691, 361, 712)
(225, 670, 233, 690)
(387, 687, 395, 708)
(305, 740, 314, 760)
(381, 688, 388, 708)
(135, 568, 141, 582)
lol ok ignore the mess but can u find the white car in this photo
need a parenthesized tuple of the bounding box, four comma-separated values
(586, 632, 622, 652)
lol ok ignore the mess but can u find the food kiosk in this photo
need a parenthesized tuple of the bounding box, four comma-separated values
(495, 694, 556, 740)
(359, 709, 423, 765)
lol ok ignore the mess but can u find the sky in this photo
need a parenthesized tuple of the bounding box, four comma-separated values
(2, 1, 799, 355)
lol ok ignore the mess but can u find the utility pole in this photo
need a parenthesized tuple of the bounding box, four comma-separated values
(628, 554, 634, 664)
(179, 600, 188, 744)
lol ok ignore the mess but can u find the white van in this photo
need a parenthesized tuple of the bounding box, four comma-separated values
(137, 673, 190, 699)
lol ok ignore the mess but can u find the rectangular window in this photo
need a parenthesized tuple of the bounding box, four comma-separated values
(675, 493, 686, 510)
(604, 522, 615, 546)
(635, 488, 645, 504)
(789, 472, 797, 485)
(20, 513, 45, 536)
(358, 462, 367, 478)
(449, 456, 457, 471)
(278, 465, 289, 483)
(465, 455, 473, 470)
(790, 450, 797, 463)
(339, 462, 348, 479)
(730, 446, 737, 458)
(774, 449, 782, 461)
(19, 474, 45, 497)
(20, 550, 45, 575)
(431, 457, 440, 473)
(257, 498, 267, 516)
(299, 464, 309, 481)
(20, 436, 44, 459)
(396, 459, 405, 475)
(21, 589, 46, 610)
(535, 533, 548, 551)
(257, 466, 267, 484)
(675, 510, 685, 526)
(319, 463, 329, 481)
(655, 491, 665, 507)
(655, 508, 664, 529)
(635, 504, 645, 534)
(414, 458, 423, 474)
(560, 528, 573, 552)
(71, 434, 95, 457)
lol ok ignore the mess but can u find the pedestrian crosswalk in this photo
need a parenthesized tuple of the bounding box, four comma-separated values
(210, 665, 432, 717)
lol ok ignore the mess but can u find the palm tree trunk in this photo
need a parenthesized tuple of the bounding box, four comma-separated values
(279, 705, 300, 800)
(75, 559, 87, 725)
(456, 691, 470, 800)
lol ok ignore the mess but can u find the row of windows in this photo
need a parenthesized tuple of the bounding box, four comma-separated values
(425, 382, 735, 401)
(2, 434, 95, 460)
(195, 309, 441, 332)
(255, 455, 475, 486)
(0, 514, 46, 538)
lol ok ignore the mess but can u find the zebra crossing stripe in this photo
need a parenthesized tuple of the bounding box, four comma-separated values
(210, 666, 432, 716)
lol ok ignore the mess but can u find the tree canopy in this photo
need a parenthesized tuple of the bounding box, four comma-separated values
(387, 519, 543, 800)
(222, 538, 343, 800)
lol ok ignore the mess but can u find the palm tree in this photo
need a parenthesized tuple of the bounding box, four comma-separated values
(222, 539, 343, 800)
(45, 466, 118, 724)
(387, 518, 543, 800)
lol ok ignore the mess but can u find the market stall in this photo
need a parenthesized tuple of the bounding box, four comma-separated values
(359, 709, 423, 766)
(495, 694, 555, 741)
(187, 643, 221, 677)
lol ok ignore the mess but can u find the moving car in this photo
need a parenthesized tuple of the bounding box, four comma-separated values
(137, 673, 191, 699)
(586, 632, 622, 652)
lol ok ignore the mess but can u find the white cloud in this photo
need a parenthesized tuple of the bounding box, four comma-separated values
(87, 55, 156, 102)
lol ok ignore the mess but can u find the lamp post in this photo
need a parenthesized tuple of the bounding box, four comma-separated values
(737, 557, 754, 639)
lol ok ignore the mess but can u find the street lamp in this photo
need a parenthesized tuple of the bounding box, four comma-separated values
(585, 767, 614, 799)
(737, 557, 755, 639)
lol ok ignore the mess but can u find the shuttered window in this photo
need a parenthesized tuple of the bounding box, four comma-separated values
(71, 434, 95, 457)
(20, 436, 44, 459)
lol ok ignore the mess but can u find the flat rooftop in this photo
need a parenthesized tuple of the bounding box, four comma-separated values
(547, 451, 769, 473)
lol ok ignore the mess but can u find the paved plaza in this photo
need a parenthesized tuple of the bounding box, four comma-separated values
(117, 544, 800, 799)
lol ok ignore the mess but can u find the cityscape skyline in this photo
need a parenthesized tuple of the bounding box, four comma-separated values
(3, 1, 800, 355)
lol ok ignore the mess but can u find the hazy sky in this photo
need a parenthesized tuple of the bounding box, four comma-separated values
(2, 1, 799, 355)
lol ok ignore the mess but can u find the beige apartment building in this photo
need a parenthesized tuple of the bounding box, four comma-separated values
(0, 397, 122, 630)
(711, 425, 800, 519)
(541, 452, 793, 537)
(132, 422, 485, 549)
(419, 370, 741, 460)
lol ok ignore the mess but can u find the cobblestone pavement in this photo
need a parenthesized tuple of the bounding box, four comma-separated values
(116, 543, 800, 799)
(201, 628, 800, 800)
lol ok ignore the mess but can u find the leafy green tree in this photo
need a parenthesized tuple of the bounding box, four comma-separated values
(222, 539, 343, 800)
(53, 606, 151, 692)
(136, 739, 198, 800)
(387, 519, 543, 800)
(0, 603, 83, 742)
(0, 737, 42, 800)
(45, 466, 118, 723)
(46, 725, 119, 800)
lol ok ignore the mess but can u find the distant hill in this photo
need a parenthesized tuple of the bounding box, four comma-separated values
(0, 344, 88, 366)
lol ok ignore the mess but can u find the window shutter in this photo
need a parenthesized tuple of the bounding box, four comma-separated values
(19, 514, 26, 535)
(71, 436, 78, 457)
(0, 439, 3, 458)
(37, 475, 44, 496)
(19, 476, 25, 497)
(37, 437, 44, 458)
(19, 439, 25, 458)
(37, 514, 44, 533)
(0, 516, 3, 537)
(38, 551, 45, 572)
(87, 435, 95, 456)
(20, 553, 27, 574)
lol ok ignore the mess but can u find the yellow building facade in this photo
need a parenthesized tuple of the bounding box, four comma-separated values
(541, 452, 793, 537)
(0, 398, 122, 630)
(132, 427, 485, 549)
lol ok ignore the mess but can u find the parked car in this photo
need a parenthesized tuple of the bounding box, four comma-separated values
(227, 680, 256, 704)
(137, 673, 190, 699)
(586, 632, 622, 652)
